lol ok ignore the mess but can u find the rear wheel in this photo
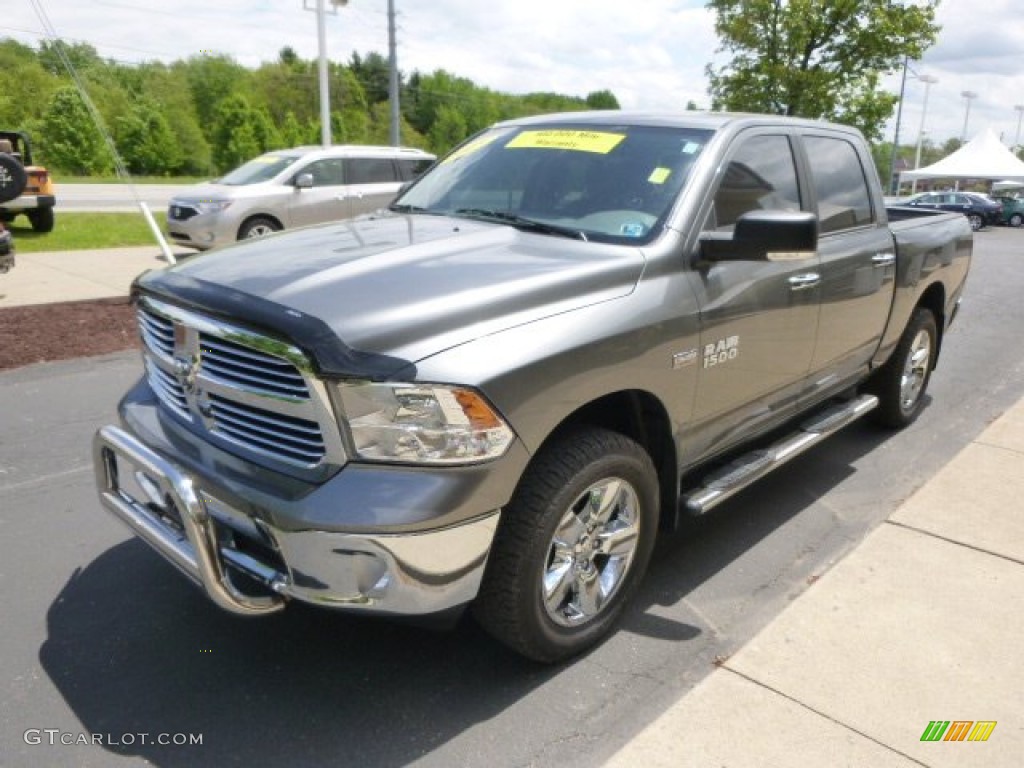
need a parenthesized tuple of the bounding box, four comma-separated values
(1009, 212, 1023, 228)
(0, 153, 27, 204)
(28, 206, 54, 233)
(238, 216, 281, 240)
(868, 307, 937, 428)
(967, 213, 983, 231)
(473, 427, 658, 662)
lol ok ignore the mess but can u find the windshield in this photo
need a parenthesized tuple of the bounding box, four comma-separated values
(393, 124, 713, 244)
(219, 153, 301, 185)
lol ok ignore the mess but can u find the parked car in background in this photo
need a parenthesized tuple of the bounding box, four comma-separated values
(167, 145, 436, 250)
(992, 195, 1024, 227)
(902, 191, 1002, 231)
(0, 130, 56, 233)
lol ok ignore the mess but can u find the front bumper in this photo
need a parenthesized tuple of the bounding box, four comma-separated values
(166, 207, 239, 250)
(94, 425, 502, 616)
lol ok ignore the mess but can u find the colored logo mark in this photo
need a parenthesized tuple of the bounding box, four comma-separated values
(920, 720, 997, 742)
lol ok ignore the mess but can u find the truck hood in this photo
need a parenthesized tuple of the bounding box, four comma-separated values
(138, 214, 645, 378)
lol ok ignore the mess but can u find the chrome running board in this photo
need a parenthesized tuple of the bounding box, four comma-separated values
(684, 394, 878, 516)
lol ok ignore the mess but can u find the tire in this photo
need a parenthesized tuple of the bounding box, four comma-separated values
(28, 206, 54, 233)
(967, 213, 983, 231)
(473, 427, 659, 662)
(238, 216, 281, 240)
(1009, 213, 1023, 228)
(0, 153, 27, 204)
(868, 307, 937, 428)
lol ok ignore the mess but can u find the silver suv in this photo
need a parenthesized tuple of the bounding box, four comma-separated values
(167, 145, 435, 250)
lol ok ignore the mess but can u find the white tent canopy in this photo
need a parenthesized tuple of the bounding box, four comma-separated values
(901, 128, 1024, 182)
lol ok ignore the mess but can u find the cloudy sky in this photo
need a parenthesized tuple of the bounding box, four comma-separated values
(5, 0, 1024, 149)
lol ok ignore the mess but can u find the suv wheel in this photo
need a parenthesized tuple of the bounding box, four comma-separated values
(1009, 213, 1023, 228)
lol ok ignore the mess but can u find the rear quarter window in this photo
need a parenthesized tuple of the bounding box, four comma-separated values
(803, 136, 874, 233)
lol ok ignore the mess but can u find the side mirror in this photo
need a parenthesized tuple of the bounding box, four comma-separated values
(294, 173, 314, 189)
(700, 210, 818, 262)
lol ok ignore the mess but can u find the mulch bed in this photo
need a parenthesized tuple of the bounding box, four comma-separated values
(0, 297, 140, 372)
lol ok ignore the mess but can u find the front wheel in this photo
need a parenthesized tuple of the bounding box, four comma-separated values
(473, 427, 658, 662)
(867, 307, 937, 428)
(967, 213, 983, 231)
(238, 216, 280, 240)
(1009, 212, 1023, 228)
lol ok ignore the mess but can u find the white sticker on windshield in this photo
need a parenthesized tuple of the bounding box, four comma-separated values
(682, 142, 701, 154)
(621, 222, 646, 237)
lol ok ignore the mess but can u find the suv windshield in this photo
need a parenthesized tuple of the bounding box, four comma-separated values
(220, 153, 301, 185)
(393, 124, 712, 245)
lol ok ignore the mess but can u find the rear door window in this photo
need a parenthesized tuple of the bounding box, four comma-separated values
(803, 136, 874, 233)
(345, 158, 399, 184)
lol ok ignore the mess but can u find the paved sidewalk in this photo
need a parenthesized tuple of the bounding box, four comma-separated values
(606, 400, 1024, 766)
(0, 246, 175, 308)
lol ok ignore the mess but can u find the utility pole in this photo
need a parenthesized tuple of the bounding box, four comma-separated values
(1014, 104, 1024, 152)
(388, 0, 401, 146)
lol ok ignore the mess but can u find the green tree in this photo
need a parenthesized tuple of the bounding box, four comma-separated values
(211, 94, 280, 171)
(0, 39, 58, 126)
(706, 0, 940, 141)
(37, 86, 111, 174)
(585, 90, 620, 110)
(115, 100, 182, 175)
(36, 39, 103, 76)
(428, 104, 468, 155)
(179, 54, 251, 135)
(350, 51, 391, 105)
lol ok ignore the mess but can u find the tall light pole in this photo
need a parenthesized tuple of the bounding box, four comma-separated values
(305, 0, 348, 148)
(887, 55, 910, 195)
(960, 90, 978, 144)
(911, 73, 938, 194)
(1014, 104, 1024, 151)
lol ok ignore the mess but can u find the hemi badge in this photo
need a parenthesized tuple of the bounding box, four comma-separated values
(672, 349, 698, 369)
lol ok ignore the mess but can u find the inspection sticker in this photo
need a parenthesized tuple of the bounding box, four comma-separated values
(648, 167, 672, 184)
(505, 130, 626, 154)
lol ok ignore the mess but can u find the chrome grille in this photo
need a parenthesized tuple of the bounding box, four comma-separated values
(208, 394, 325, 465)
(199, 334, 310, 399)
(138, 307, 174, 358)
(145, 358, 191, 420)
(135, 297, 345, 471)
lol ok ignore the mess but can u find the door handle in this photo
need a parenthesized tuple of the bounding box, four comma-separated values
(872, 252, 896, 268)
(788, 273, 820, 291)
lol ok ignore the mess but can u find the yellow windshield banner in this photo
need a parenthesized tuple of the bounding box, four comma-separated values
(505, 130, 626, 154)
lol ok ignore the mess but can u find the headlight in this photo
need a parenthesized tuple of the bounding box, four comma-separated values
(196, 200, 232, 214)
(334, 382, 514, 465)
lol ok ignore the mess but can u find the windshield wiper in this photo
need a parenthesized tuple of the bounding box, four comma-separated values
(453, 209, 588, 241)
(388, 203, 443, 215)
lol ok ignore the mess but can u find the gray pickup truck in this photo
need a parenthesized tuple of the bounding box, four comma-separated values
(94, 112, 972, 662)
